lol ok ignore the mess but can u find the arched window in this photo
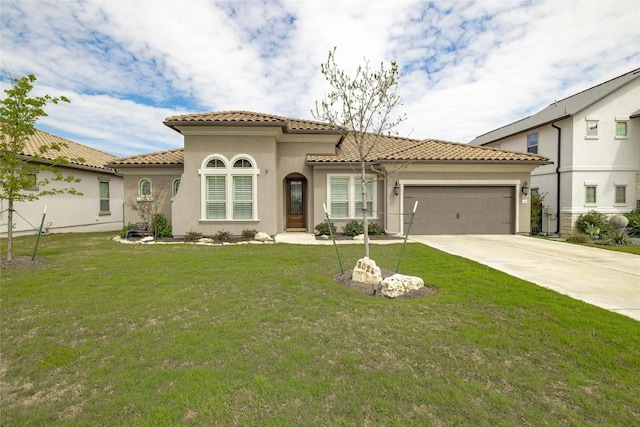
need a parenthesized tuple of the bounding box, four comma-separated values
(199, 154, 259, 220)
(172, 179, 181, 197)
(139, 179, 152, 197)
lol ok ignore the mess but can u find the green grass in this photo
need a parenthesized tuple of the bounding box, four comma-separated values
(585, 243, 640, 255)
(1, 233, 639, 426)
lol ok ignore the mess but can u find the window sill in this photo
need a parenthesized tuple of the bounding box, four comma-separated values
(614, 136, 628, 140)
(584, 136, 599, 140)
(99, 211, 111, 216)
(137, 197, 154, 201)
(613, 203, 627, 207)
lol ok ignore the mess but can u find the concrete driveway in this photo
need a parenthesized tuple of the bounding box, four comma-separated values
(410, 235, 640, 321)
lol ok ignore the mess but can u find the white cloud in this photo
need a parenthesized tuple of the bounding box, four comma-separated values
(1, 0, 638, 156)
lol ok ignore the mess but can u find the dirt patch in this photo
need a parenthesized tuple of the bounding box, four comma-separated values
(1, 256, 50, 269)
(335, 269, 438, 299)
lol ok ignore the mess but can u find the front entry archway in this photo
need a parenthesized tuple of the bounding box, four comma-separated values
(285, 176, 306, 230)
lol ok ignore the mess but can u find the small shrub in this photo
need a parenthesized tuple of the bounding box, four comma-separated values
(152, 214, 172, 237)
(566, 234, 591, 244)
(314, 222, 336, 236)
(624, 211, 640, 236)
(214, 230, 233, 242)
(576, 211, 610, 235)
(367, 222, 384, 236)
(603, 229, 631, 246)
(584, 223, 601, 239)
(185, 230, 202, 242)
(242, 229, 258, 239)
(343, 220, 364, 236)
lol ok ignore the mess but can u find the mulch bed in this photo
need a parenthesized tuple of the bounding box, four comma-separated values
(1, 256, 50, 269)
(335, 268, 438, 299)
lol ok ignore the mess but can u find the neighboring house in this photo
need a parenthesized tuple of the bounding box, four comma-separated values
(109, 111, 549, 237)
(0, 129, 124, 237)
(471, 68, 640, 235)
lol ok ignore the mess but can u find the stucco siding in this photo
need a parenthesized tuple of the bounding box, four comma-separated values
(1, 166, 124, 237)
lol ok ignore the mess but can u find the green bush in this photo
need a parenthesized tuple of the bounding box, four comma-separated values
(624, 211, 640, 236)
(343, 220, 364, 236)
(367, 222, 384, 236)
(242, 229, 258, 239)
(314, 222, 336, 236)
(576, 211, 610, 237)
(603, 228, 631, 246)
(152, 214, 172, 237)
(119, 224, 130, 238)
(185, 230, 202, 242)
(214, 230, 233, 242)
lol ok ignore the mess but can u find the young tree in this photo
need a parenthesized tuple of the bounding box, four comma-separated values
(313, 48, 406, 258)
(0, 74, 82, 260)
(126, 181, 169, 237)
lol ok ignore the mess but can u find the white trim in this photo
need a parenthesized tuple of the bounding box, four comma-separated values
(198, 153, 260, 221)
(326, 173, 378, 220)
(397, 179, 521, 234)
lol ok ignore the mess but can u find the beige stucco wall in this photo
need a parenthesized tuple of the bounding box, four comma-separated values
(1, 166, 124, 237)
(312, 163, 537, 235)
(121, 167, 182, 227)
(170, 126, 339, 237)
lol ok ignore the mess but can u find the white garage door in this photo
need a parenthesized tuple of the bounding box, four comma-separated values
(403, 186, 515, 235)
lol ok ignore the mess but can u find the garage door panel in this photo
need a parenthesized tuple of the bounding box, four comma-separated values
(404, 186, 515, 235)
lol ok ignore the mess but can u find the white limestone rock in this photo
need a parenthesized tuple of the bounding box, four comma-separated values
(254, 232, 274, 242)
(352, 234, 365, 241)
(381, 274, 424, 298)
(140, 236, 155, 243)
(352, 257, 382, 286)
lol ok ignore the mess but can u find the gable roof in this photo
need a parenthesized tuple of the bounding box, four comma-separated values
(164, 110, 342, 134)
(109, 148, 184, 167)
(9, 128, 119, 174)
(114, 110, 549, 166)
(307, 133, 549, 164)
(471, 68, 640, 146)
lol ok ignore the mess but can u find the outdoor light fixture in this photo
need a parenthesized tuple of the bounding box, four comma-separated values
(521, 181, 529, 196)
(393, 182, 400, 196)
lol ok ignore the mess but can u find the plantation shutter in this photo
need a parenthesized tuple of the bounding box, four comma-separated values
(354, 178, 373, 217)
(330, 177, 349, 218)
(206, 176, 226, 219)
(233, 176, 253, 219)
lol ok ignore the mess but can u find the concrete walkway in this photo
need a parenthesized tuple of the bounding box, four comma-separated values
(275, 232, 640, 321)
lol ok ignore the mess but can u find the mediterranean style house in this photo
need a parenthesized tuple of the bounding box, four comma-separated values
(0, 129, 124, 237)
(110, 111, 549, 237)
(471, 68, 640, 235)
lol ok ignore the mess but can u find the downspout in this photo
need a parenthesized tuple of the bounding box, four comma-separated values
(551, 122, 561, 234)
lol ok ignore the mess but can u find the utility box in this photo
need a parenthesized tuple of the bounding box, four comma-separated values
(543, 205, 554, 215)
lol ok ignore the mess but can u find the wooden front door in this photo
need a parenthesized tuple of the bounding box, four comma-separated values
(286, 179, 305, 229)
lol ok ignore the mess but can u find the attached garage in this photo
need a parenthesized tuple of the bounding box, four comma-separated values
(403, 186, 515, 235)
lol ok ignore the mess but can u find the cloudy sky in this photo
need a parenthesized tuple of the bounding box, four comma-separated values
(1, 0, 639, 157)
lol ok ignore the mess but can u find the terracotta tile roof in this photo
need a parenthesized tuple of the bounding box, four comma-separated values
(306, 133, 550, 164)
(109, 148, 184, 166)
(164, 110, 341, 133)
(13, 128, 119, 172)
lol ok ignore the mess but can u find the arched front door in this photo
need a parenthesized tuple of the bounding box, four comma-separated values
(286, 177, 306, 229)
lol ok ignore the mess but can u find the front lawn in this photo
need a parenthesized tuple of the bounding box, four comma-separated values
(1, 233, 638, 426)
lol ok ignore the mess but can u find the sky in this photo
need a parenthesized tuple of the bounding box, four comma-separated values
(1, 0, 639, 158)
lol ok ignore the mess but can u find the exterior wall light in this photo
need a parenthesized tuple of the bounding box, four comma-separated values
(521, 181, 529, 196)
(393, 182, 400, 196)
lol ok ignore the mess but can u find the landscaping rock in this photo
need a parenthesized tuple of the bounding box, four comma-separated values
(353, 234, 365, 241)
(381, 274, 425, 298)
(198, 238, 215, 244)
(140, 236, 155, 243)
(609, 214, 629, 229)
(352, 257, 382, 285)
(254, 232, 273, 242)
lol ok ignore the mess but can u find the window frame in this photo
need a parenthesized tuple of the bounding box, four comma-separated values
(526, 133, 538, 154)
(199, 154, 259, 221)
(614, 184, 627, 206)
(327, 174, 377, 219)
(172, 178, 181, 198)
(138, 178, 152, 200)
(585, 117, 599, 139)
(615, 117, 629, 139)
(99, 179, 110, 215)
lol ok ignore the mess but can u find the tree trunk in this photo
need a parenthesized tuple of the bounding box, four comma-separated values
(6, 199, 13, 260)
(361, 162, 370, 258)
